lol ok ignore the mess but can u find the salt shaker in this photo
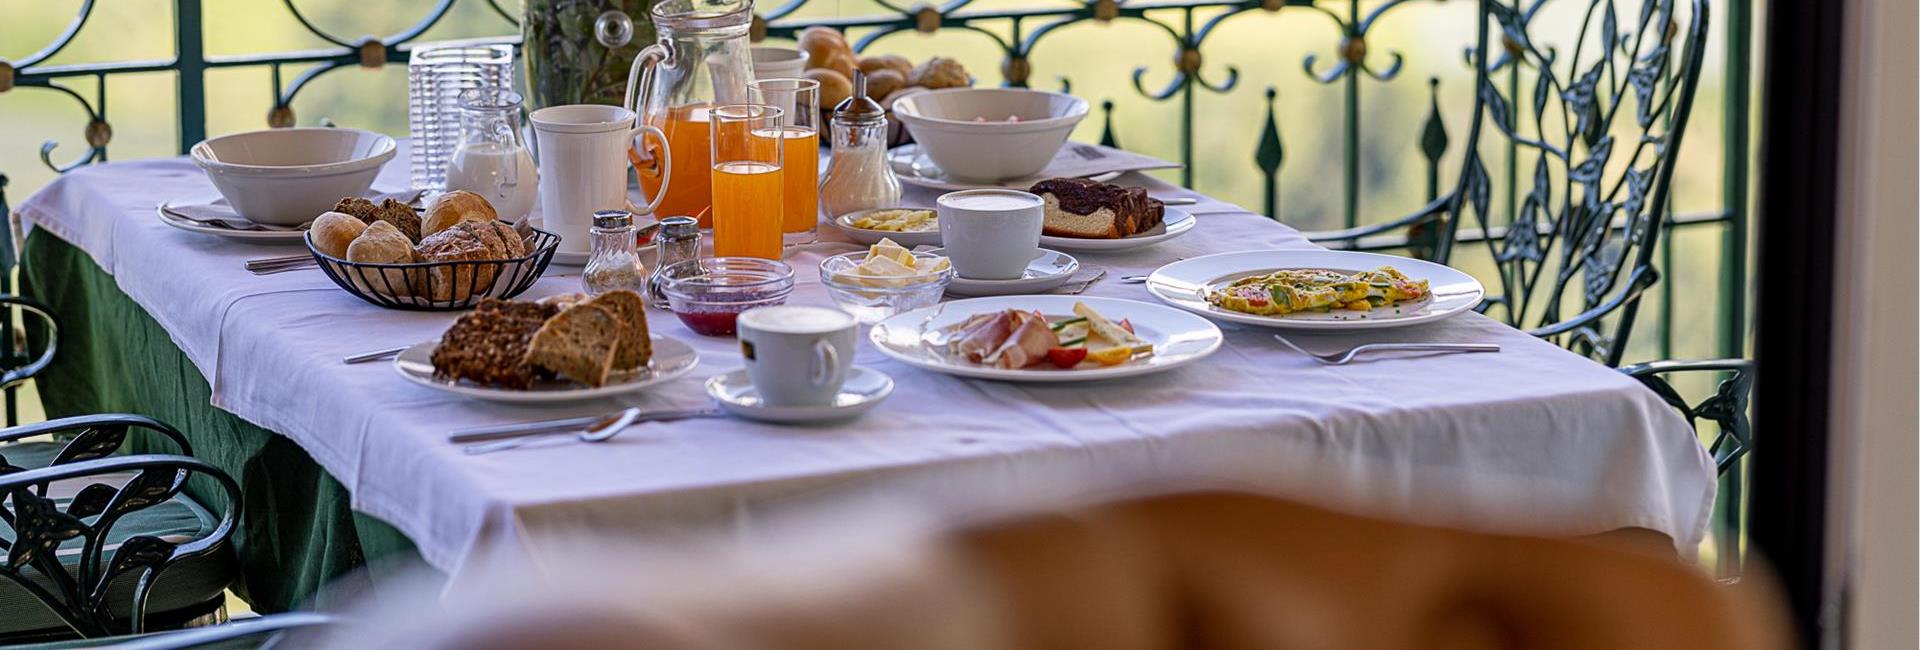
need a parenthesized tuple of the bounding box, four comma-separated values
(818, 71, 902, 219)
(648, 216, 702, 309)
(582, 210, 648, 296)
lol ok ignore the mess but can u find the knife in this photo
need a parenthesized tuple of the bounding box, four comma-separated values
(446, 407, 723, 444)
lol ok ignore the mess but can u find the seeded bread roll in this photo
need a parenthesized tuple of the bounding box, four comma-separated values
(369, 198, 423, 243)
(582, 290, 651, 371)
(424, 190, 499, 237)
(415, 226, 502, 302)
(524, 303, 621, 387)
(310, 211, 368, 258)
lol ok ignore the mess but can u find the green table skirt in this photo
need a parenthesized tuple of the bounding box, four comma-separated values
(20, 230, 423, 612)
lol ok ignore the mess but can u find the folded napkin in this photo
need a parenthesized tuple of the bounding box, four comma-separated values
(162, 189, 425, 231)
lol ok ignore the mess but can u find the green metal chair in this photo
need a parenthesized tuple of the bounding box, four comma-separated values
(1622, 359, 1753, 576)
(1309, 0, 1713, 369)
(0, 415, 242, 642)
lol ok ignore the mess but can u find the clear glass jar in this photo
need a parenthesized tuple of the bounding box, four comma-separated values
(583, 210, 649, 296)
(818, 73, 901, 219)
(648, 216, 702, 309)
(446, 88, 539, 222)
(407, 44, 515, 192)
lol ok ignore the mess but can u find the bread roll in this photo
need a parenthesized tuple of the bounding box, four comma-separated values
(416, 225, 503, 302)
(425, 190, 499, 237)
(310, 211, 368, 258)
(859, 54, 913, 78)
(865, 69, 906, 101)
(807, 68, 853, 110)
(346, 220, 416, 297)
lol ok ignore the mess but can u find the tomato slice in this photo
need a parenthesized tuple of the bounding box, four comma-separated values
(1047, 347, 1089, 368)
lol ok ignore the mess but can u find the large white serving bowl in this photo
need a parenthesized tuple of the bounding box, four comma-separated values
(190, 127, 396, 226)
(891, 88, 1088, 181)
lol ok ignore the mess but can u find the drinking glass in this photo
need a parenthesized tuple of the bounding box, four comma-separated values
(748, 78, 821, 247)
(709, 104, 785, 260)
(407, 43, 515, 191)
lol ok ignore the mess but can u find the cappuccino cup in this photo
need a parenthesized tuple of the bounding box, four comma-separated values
(936, 189, 1044, 280)
(737, 305, 858, 406)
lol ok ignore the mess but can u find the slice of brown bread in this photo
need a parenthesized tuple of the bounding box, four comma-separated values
(583, 290, 652, 371)
(524, 303, 620, 387)
(431, 299, 559, 389)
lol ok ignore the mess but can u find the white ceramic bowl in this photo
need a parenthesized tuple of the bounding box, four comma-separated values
(190, 128, 396, 226)
(891, 88, 1089, 182)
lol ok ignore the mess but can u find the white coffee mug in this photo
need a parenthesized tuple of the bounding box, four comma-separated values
(737, 305, 858, 407)
(530, 105, 671, 253)
(937, 189, 1044, 280)
(750, 47, 808, 81)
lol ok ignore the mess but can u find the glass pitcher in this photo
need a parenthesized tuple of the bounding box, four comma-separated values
(446, 88, 538, 223)
(624, 0, 756, 225)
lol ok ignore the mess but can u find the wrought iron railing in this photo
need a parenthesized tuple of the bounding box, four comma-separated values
(0, 0, 1751, 364)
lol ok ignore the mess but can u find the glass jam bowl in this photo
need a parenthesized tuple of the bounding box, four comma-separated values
(659, 258, 795, 336)
(818, 250, 953, 324)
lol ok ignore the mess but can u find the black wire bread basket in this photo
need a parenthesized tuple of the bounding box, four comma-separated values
(307, 227, 561, 311)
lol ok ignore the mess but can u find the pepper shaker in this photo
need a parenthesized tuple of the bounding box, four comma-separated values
(648, 216, 702, 309)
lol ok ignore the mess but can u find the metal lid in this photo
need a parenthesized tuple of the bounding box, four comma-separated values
(832, 70, 887, 125)
(592, 209, 633, 229)
(659, 216, 700, 239)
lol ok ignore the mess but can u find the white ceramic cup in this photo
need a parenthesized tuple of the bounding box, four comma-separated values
(737, 306, 859, 407)
(530, 105, 671, 253)
(936, 189, 1045, 280)
(750, 47, 808, 81)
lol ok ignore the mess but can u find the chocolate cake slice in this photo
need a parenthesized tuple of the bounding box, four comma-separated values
(1029, 178, 1165, 239)
(430, 299, 559, 389)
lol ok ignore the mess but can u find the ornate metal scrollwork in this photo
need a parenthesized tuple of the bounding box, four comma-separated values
(0, 415, 236, 638)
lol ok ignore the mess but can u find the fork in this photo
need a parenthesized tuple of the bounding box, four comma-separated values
(1270, 334, 1499, 365)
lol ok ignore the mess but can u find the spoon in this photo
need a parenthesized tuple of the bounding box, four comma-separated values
(463, 407, 644, 455)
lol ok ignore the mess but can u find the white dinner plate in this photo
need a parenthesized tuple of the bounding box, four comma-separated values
(393, 334, 699, 402)
(1145, 250, 1486, 330)
(887, 144, 1123, 192)
(830, 208, 944, 247)
(927, 248, 1079, 296)
(156, 203, 309, 243)
(705, 366, 894, 424)
(1039, 207, 1196, 253)
(870, 295, 1223, 382)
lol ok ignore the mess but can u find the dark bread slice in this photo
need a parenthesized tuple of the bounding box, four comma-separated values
(431, 299, 559, 389)
(583, 290, 652, 371)
(524, 303, 621, 388)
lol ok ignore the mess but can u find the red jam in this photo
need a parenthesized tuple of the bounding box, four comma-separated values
(675, 308, 748, 336)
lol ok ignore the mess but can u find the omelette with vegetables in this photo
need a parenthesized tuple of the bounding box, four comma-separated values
(1207, 266, 1430, 317)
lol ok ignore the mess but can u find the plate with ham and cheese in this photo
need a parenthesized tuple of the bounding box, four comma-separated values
(869, 295, 1222, 382)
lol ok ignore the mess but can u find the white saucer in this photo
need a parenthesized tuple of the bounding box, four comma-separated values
(549, 239, 659, 267)
(926, 248, 1079, 296)
(888, 144, 1123, 192)
(1039, 207, 1197, 253)
(705, 366, 894, 424)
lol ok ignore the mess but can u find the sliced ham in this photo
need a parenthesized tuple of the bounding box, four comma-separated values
(985, 311, 1059, 369)
(954, 311, 1013, 363)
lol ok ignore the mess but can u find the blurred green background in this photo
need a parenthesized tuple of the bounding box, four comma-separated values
(0, 0, 1750, 366)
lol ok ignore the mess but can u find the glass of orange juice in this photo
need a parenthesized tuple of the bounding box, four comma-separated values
(709, 104, 785, 260)
(748, 78, 821, 247)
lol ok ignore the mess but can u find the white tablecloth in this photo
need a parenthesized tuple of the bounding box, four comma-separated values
(13, 151, 1715, 579)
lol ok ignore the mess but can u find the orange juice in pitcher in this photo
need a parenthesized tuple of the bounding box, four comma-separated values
(624, 0, 755, 226)
(633, 104, 714, 223)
